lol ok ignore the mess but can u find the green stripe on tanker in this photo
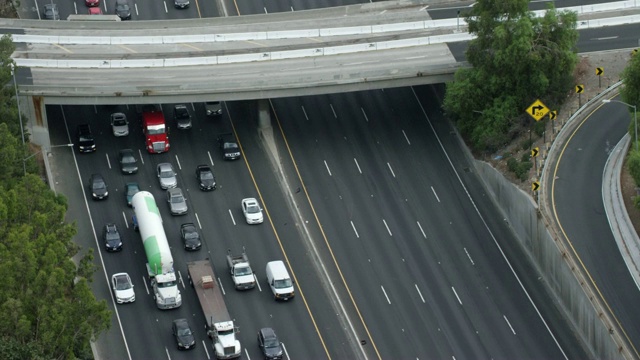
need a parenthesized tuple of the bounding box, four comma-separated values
(132, 191, 174, 276)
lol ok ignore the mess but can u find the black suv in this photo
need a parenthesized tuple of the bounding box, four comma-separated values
(257, 328, 283, 360)
(180, 223, 202, 251)
(217, 133, 241, 160)
(103, 223, 123, 252)
(118, 149, 138, 174)
(76, 124, 96, 153)
(172, 319, 195, 350)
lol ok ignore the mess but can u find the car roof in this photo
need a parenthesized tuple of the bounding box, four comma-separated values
(197, 164, 211, 171)
(168, 188, 182, 195)
(158, 162, 172, 170)
(259, 327, 277, 339)
(181, 223, 196, 229)
(113, 272, 129, 280)
(243, 198, 258, 204)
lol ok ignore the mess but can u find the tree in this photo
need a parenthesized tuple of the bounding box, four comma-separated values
(620, 50, 640, 150)
(443, 1, 578, 152)
(0, 175, 111, 359)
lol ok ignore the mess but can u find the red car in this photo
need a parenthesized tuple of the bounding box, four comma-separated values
(88, 6, 103, 14)
(85, 0, 99, 6)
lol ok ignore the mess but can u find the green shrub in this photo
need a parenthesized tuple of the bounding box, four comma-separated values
(521, 152, 531, 162)
(520, 138, 533, 151)
(627, 148, 640, 186)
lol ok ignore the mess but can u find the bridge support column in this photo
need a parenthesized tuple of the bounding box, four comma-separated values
(258, 99, 271, 128)
(24, 96, 51, 150)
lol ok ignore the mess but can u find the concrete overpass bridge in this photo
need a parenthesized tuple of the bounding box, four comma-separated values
(5, 0, 639, 105)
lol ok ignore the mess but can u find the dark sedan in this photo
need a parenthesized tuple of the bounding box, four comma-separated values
(195, 165, 216, 191)
(172, 319, 195, 350)
(180, 223, 202, 251)
(89, 174, 109, 200)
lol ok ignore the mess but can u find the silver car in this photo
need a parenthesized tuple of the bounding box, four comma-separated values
(157, 163, 177, 190)
(167, 188, 188, 215)
(111, 113, 129, 136)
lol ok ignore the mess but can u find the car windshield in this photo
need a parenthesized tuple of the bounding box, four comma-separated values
(200, 171, 213, 180)
(115, 276, 131, 290)
(147, 124, 165, 135)
(122, 155, 135, 163)
(274, 279, 292, 289)
(170, 194, 184, 203)
(113, 119, 127, 126)
(160, 170, 173, 178)
(178, 327, 191, 336)
(234, 267, 252, 276)
(246, 205, 260, 214)
(224, 143, 238, 150)
(116, 4, 129, 10)
(106, 232, 119, 241)
(157, 280, 177, 288)
(175, 108, 188, 118)
(93, 179, 106, 190)
(264, 338, 279, 348)
(184, 230, 198, 239)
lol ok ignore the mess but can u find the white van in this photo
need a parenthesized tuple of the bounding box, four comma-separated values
(265, 261, 295, 301)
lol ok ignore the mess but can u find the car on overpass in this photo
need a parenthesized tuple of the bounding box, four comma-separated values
(114, 0, 131, 20)
(43, 3, 59, 20)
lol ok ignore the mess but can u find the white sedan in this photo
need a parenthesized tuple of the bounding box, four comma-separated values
(241, 198, 264, 224)
(111, 273, 135, 304)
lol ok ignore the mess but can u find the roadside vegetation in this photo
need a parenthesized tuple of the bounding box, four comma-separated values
(0, 35, 111, 360)
(620, 52, 640, 208)
(443, 0, 579, 179)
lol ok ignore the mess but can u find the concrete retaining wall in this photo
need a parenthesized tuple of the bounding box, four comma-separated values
(475, 161, 623, 359)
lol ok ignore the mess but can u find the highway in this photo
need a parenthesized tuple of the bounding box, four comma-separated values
(31, 0, 633, 359)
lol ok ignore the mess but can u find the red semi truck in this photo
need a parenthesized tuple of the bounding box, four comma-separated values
(139, 105, 170, 153)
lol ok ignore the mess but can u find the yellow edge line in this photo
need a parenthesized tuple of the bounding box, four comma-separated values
(53, 43, 72, 54)
(227, 106, 333, 360)
(116, 44, 137, 53)
(551, 97, 640, 358)
(179, 43, 202, 51)
(269, 99, 382, 359)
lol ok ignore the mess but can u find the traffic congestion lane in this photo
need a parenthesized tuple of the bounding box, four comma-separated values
(50, 104, 216, 360)
(54, 102, 337, 359)
(269, 88, 575, 359)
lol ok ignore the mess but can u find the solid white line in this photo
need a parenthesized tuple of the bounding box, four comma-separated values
(134, 3, 139, 15)
(175, 155, 182, 170)
(382, 218, 392, 236)
(106, 153, 111, 169)
(411, 87, 568, 359)
(208, 151, 214, 166)
(451, 286, 462, 305)
(138, 149, 144, 164)
(464, 247, 475, 265)
(361, 107, 369, 122)
(202, 340, 211, 359)
(387, 162, 396, 177)
(302, 105, 309, 120)
(402, 129, 411, 145)
(228, 209, 236, 225)
(142, 276, 149, 294)
(122, 211, 128, 228)
(195, 213, 202, 229)
(504, 315, 516, 334)
(163, 1, 168, 13)
(431, 186, 440, 202)
(594, 36, 618, 41)
(354, 158, 362, 174)
(351, 221, 359, 238)
(417, 221, 426, 238)
(217, 277, 226, 295)
(254, 274, 262, 292)
(178, 270, 185, 289)
(330, 104, 337, 118)
(415, 284, 425, 303)
(381, 285, 391, 304)
(324, 160, 332, 176)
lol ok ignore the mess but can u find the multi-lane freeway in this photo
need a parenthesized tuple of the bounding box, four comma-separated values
(25, 0, 638, 359)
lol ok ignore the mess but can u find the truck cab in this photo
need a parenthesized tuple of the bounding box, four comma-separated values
(141, 105, 170, 153)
